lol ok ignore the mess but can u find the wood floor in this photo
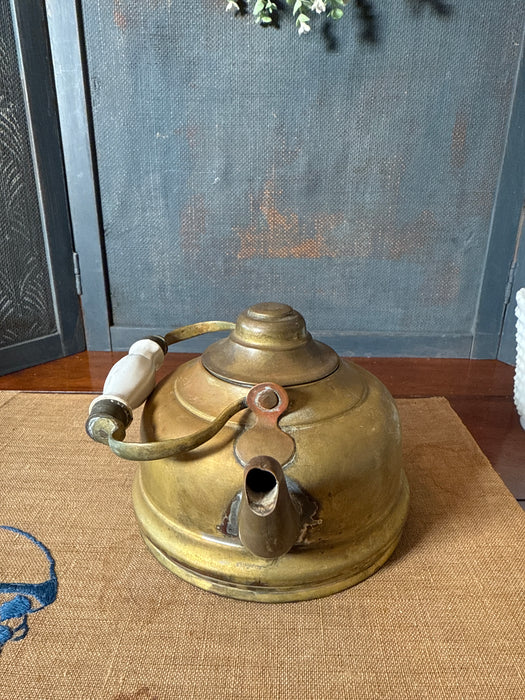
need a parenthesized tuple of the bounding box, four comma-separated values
(1, 353, 523, 507)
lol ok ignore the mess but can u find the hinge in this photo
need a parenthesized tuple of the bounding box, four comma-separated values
(72, 251, 82, 296)
(503, 260, 517, 307)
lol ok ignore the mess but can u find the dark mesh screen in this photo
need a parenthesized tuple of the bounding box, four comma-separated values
(81, 1, 523, 338)
(0, 3, 56, 348)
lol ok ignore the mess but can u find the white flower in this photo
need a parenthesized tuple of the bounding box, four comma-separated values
(226, 1, 239, 11)
(311, 0, 326, 13)
(297, 20, 311, 34)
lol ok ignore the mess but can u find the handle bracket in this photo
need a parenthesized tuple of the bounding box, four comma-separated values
(235, 383, 296, 467)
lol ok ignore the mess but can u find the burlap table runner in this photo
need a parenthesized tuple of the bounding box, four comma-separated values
(0, 391, 523, 699)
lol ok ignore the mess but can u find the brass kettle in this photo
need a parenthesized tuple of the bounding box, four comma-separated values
(86, 303, 409, 602)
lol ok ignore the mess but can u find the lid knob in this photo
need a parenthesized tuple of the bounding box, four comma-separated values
(233, 302, 310, 350)
(202, 302, 339, 386)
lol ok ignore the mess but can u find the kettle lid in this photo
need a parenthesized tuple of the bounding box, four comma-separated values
(201, 302, 339, 386)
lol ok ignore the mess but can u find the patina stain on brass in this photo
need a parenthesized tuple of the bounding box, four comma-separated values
(87, 302, 409, 602)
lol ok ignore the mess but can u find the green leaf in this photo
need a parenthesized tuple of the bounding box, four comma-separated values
(253, 0, 265, 15)
(329, 7, 343, 19)
(293, 0, 302, 14)
(297, 13, 310, 23)
(260, 14, 272, 22)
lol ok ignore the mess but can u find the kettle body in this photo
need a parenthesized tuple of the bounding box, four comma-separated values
(87, 303, 409, 602)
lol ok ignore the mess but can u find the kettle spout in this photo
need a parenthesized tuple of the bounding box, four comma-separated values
(238, 455, 301, 559)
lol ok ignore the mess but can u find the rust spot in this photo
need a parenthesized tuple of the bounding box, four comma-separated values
(114, 1, 181, 28)
(236, 181, 344, 259)
(113, 0, 128, 29)
(180, 194, 207, 254)
(451, 110, 469, 170)
(236, 177, 436, 262)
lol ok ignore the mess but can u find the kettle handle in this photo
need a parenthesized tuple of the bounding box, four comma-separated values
(97, 383, 293, 467)
(85, 321, 235, 448)
(106, 397, 247, 461)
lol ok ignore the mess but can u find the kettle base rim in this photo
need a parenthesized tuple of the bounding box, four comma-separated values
(140, 524, 406, 603)
(134, 471, 410, 603)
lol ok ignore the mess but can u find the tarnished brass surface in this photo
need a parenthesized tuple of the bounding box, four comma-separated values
(134, 318, 410, 601)
(139, 523, 406, 602)
(202, 302, 339, 386)
(164, 320, 235, 347)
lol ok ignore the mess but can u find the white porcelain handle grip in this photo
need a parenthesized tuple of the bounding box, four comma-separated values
(96, 339, 166, 411)
(85, 320, 236, 447)
(86, 337, 167, 444)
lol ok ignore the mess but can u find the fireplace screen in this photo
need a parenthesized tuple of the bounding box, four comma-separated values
(0, 2, 56, 348)
(80, 1, 524, 354)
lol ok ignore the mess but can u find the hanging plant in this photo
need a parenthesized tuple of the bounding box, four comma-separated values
(225, 0, 346, 35)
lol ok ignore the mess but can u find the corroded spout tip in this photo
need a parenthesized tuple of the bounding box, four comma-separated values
(238, 455, 301, 559)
